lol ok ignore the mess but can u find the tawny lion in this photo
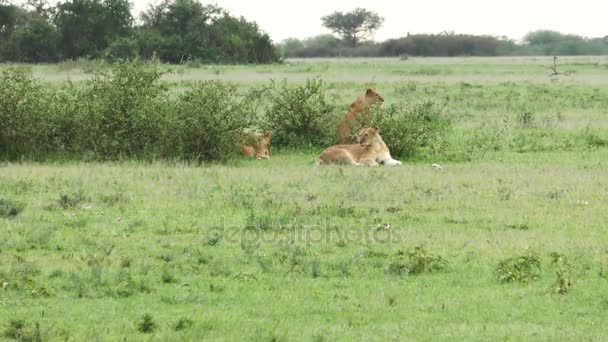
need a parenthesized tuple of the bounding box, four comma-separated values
(241, 130, 272, 159)
(336, 89, 384, 144)
(316, 127, 401, 166)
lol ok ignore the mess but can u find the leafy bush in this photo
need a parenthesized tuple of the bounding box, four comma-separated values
(136, 314, 156, 334)
(174, 81, 252, 161)
(388, 246, 448, 276)
(370, 99, 452, 158)
(79, 58, 170, 159)
(0, 199, 23, 218)
(550, 252, 572, 295)
(264, 78, 338, 148)
(0, 67, 46, 157)
(104, 37, 140, 62)
(496, 250, 541, 283)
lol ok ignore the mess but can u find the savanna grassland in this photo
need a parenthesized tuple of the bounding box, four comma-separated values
(1, 57, 608, 340)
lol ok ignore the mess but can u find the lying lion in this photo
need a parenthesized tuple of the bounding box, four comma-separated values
(336, 89, 384, 144)
(241, 130, 272, 159)
(316, 127, 401, 166)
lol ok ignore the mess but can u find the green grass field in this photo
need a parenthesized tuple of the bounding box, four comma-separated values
(1, 57, 608, 340)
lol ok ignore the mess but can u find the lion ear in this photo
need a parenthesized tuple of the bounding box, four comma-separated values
(372, 127, 379, 133)
(366, 88, 374, 95)
(264, 130, 272, 138)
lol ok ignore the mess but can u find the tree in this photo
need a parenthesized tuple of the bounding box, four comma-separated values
(140, 0, 278, 63)
(4, 15, 59, 62)
(321, 8, 384, 47)
(54, 0, 133, 59)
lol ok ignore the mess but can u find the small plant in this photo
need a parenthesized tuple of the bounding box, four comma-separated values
(100, 192, 130, 206)
(310, 259, 322, 278)
(0, 199, 24, 218)
(517, 111, 536, 128)
(464, 118, 509, 160)
(581, 127, 608, 149)
(3, 319, 42, 341)
(58, 192, 88, 209)
(161, 269, 176, 284)
(388, 246, 448, 276)
(173, 318, 194, 331)
(3, 320, 26, 340)
(136, 314, 156, 334)
(496, 250, 541, 283)
(550, 252, 572, 295)
(120, 257, 132, 268)
(386, 294, 398, 306)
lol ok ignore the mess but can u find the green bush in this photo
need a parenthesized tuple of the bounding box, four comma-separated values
(0, 199, 24, 218)
(79, 58, 170, 159)
(103, 37, 140, 62)
(370, 99, 452, 158)
(264, 78, 338, 148)
(496, 250, 541, 283)
(174, 81, 252, 161)
(0, 66, 47, 158)
(388, 246, 448, 276)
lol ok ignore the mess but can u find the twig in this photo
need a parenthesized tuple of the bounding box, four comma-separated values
(544, 56, 569, 77)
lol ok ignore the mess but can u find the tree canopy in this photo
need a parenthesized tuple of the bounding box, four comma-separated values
(0, 0, 279, 63)
(321, 8, 384, 47)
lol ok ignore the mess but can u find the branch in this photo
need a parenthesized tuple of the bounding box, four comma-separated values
(544, 56, 569, 77)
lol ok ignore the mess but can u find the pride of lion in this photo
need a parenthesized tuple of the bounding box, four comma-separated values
(242, 88, 400, 167)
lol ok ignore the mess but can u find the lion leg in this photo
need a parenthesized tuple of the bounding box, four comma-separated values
(241, 145, 256, 158)
(377, 153, 402, 166)
(383, 159, 402, 166)
(318, 148, 360, 165)
(358, 158, 379, 166)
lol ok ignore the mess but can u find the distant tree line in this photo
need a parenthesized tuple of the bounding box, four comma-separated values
(281, 31, 608, 58)
(0, 0, 279, 63)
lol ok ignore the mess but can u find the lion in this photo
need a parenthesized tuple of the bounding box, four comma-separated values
(316, 127, 402, 166)
(241, 130, 272, 159)
(336, 88, 384, 144)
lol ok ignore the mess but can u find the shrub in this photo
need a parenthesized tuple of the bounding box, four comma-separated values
(173, 318, 194, 331)
(79, 58, 170, 159)
(496, 250, 541, 283)
(264, 78, 338, 148)
(136, 314, 156, 334)
(104, 37, 140, 62)
(0, 199, 24, 218)
(388, 246, 448, 276)
(0, 67, 46, 158)
(366, 99, 452, 159)
(3, 319, 44, 341)
(174, 81, 252, 161)
(550, 252, 572, 295)
(58, 192, 88, 210)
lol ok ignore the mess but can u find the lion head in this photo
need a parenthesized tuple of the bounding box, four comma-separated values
(364, 88, 384, 105)
(356, 127, 382, 147)
(347, 88, 384, 112)
(255, 130, 272, 158)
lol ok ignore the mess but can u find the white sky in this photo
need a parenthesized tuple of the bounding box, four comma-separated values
(137, 0, 606, 43)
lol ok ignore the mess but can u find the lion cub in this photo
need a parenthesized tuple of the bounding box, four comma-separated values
(316, 128, 401, 166)
(241, 130, 272, 159)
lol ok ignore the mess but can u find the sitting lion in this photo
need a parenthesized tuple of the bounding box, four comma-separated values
(316, 127, 401, 166)
(336, 89, 384, 144)
(241, 130, 272, 159)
